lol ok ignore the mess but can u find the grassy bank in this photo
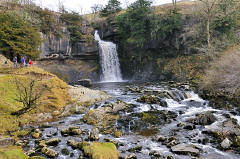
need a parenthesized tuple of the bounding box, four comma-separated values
(0, 65, 71, 135)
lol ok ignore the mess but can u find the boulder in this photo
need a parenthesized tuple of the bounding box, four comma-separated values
(171, 144, 200, 157)
(89, 127, 99, 141)
(196, 111, 216, 125)
(45, 138, 61, 146)
(77, 79, 92, 87)
(41, 147, 58, 158)
(220, 138, 232, 149)
(31, 132, 41, 139)
(67, 140, 78, 149)
(83, 100, 129, 134)
(124, 153, 137, 159)
(128, 146, 142, 153)
(149, 150, 162, 157)
(61, 127, 82, 136)
(61, 148, 70, 156)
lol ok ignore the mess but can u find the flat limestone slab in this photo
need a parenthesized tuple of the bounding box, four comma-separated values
(0, 137, 15, 147)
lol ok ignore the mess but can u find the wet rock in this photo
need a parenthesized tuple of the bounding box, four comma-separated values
(27, 149, 36, 156)
(114, 130, 122, 138)
(128, 146, 142, 153)
(61, 127, 82, 136)
(171, 144, 200, 157)
(41, 147, 58, 158)
(220, 138, 232, 149)
(37, 140, 47, 148)
(104, 138, 118, 146)
(156, 135, 166, 142)
(137, 95, 161, 104)
(203, 118, 240, 141)
(46, 129, 58, 137)
(32, 132, 41, 139)
(67, 140, 78, 149)
(182, 100, 203, 107)
(124, 153, 137, 159)
(77, 79, 92, 87)
(15, 140, 24, 146)
(61, 148, 70, 156)
(45, 138, 61, 146)
(196, 111, 216, 125)
(184, 124, 196, 130)
(89, 127, 99, 141)
(32, 129, 42, 139)
(166, 155, 174, 159)
(83, 100, 129, 134)
(149, 150, 162, 157)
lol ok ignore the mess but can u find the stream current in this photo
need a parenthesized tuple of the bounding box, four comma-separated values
(24, 82, 240, 159)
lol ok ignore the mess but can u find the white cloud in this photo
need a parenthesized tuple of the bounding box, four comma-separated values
(35, 0, 175, 14)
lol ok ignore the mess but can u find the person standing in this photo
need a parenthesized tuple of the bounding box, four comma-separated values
(13, 56, 18, 68)
(28, 59, 33, 66)
(21, 56, 26, 67)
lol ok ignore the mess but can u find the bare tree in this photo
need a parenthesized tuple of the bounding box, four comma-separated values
(91, 4, 103, 20)
(199, 0, 218, 49)
(11, 77, 49, 116)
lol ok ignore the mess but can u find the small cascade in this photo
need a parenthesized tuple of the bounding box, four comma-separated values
(94, 31, 123, 82)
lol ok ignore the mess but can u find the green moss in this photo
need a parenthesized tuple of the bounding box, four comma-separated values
(11, 129, 30, 137)
(114, 130, 122, 138)
(142, 112, 151, 121)
(0, 146, 28, 159)
(83, 142, 119, 159)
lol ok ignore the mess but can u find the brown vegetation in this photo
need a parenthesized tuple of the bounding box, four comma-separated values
(200, 45, 240, 94)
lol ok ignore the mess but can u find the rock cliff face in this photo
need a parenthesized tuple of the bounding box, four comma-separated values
(39, 31, 99, 60)
(38, 26, 101, 83)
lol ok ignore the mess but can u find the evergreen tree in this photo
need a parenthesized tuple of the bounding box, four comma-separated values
(0, 13, 41, 59)
(100, 0, 122, 17)
(116, 0, 152, 46)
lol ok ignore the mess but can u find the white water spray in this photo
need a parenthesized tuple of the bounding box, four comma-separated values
(94, 31, 123, 82)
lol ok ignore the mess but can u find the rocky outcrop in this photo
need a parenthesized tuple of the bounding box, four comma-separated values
(39, 27, 98, 60)
(171, 144, 200, 157)
(0, 137, 15, 147)
(195, 111, 216, 126)
(83, 100, 130, 134)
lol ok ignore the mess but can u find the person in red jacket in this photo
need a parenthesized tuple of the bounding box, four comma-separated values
(29, 59, 33, 66)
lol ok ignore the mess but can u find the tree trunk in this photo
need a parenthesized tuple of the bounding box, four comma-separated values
(207, 18, 211, 49)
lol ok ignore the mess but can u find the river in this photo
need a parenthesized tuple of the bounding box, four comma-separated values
(23, 82, 240, 159)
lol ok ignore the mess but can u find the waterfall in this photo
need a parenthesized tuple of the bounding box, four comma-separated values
(94, 31, 123, 82)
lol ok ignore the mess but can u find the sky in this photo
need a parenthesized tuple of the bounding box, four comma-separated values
(34, 0, 176, 14)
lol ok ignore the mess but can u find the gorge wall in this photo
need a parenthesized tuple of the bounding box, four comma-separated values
(98, 14, 203, 82)
(37, 24, 101, 83)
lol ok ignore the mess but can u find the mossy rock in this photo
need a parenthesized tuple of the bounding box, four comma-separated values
(11, 129, 30, 137)
(83, 142, 119, 159)
(114, 130, 122, 138)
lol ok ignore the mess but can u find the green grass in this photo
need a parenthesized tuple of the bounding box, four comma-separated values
(0, 146, 27, 159)
(0, 66, 71, 135)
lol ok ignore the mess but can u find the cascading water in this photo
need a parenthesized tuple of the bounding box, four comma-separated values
(94, 31, 123, 82)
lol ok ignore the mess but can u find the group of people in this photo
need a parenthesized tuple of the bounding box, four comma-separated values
(13, 56, 33, 68)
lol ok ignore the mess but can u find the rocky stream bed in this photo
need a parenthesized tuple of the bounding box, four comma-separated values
(19, 82, 240, 159)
